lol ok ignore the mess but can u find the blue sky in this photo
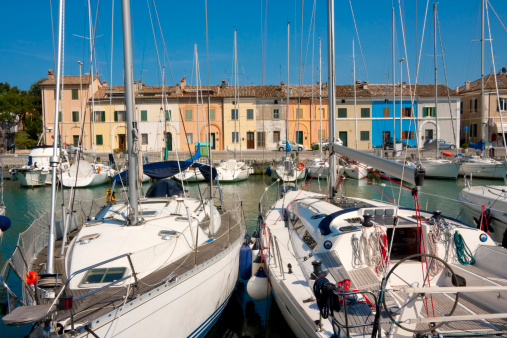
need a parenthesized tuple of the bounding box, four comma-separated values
(1, 0, 507, 91)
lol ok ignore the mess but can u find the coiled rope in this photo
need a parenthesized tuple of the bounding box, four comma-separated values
(454, 232, 475, 265)
(313, 277, 340, 319)
(352, 235, 362, 268)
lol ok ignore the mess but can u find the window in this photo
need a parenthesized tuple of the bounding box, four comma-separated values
(247, 109, 254, 120)
(73, 135, 79, 146)
(318, 108, 326, 119)
(470, 99, 478, 113)
(80, 267, 126, 286)
(383, 107, 390, 118)
(141, 110, 148, 121)
(337, 108, 347, 118)
(423, 107, 436, 117)
(425, 129, 434, 140)
(96, 135, 103, 145)
(460, 101, 463, 115)
(402, 131, 414, 140)
(58, 111, 62, 122)
(231, 109, 238, 120)
(94, 111, 105, 122)
(114, 111, 126, 122)
(72, 111, 79, 122)
(273, 109, 280, 119)
(165, 110, 171, 121)
(470, 124, 477, 137)
(141, 133, 148, 144)
(232, 132, 239, 143)
(185, 109, 192, 121)
(72, 89, 79, 100)
(295, 108, 303, 119)
(186, 133, 193, 144)
(257, 132, 265, 147)
(402, 107, 412, 117)
(360, 108, 370, 118)
(360, 131, 370, 141)
(318, 130, 326, 140)
(498, 98, 507, 112)
(210, 109, 215, 121)
(273, 131, 280, 143)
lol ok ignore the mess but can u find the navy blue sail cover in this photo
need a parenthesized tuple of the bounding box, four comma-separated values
(145, 179, 183, 198)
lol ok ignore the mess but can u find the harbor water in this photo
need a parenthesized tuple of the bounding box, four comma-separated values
(0, 173, 499, 337)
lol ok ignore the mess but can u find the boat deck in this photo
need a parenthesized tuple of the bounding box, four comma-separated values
(30, 208, 243, 326)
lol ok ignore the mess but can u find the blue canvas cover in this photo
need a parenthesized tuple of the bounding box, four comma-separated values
(145, 179, 183, 198)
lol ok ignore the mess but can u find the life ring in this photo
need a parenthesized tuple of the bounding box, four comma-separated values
(297, 162, 305, 170)
(441, 151, 453, 157)
(26, 271, 38, 285)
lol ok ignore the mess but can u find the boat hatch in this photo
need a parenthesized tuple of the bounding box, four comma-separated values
(387, 227, 420, 259)
(79, 267, 127, 287)
(294, 218, 318, 250)
(158, 230, 179, 240)
(78, 233, 100, 245)
(140, 210, 157, 217)
(311, 214, 327, 220)
(175, 216, 189, 222)
(360, 208, 396, 217)
(297, 202, 320, 214)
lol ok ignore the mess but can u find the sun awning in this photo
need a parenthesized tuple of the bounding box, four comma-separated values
(494, 122, 507, 133)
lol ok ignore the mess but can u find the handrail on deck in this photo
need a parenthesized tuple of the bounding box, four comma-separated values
(331, 289, 379, 337)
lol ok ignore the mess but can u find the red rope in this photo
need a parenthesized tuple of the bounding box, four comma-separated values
(372, 169, 413, 191)
(480, 205, 490, 235)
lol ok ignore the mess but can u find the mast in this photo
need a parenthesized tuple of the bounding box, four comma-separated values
(327, 0, 337, 196)
(286, 22, 290, 156)
(205, 0, 214, 235)
(234, 29, 238, 159)
(162, 66, 168, 160)
(88, 0, 95, 153)
(45, 0, 65, 274)
(353, 39, 358, 150)
(319, 38, 323, 159)
(400, 58, 404, 148)
(434, 3, 439, 157)
(195, 44, 200, 145)
(481, 0, 485, 145)
(392, 6, 396, 159)
(121, 0, 139, 225)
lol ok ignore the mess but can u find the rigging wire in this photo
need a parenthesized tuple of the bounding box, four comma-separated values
(146, 0, 163, 85)
(348, 0, 369, 83)
(487, 0, 507, 35)
(151, 0, 175, 86)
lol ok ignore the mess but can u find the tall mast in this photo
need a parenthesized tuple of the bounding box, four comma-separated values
(88, 0, 95, 152)
(122, 0, 139, 225)
(327, 0, 337, 196)
(162, 66, 168, 160)
(481, 0, 485, 145)
(434, 3, 439, 157)
(195, 44, 200, 145)
(392, 6, 396, 159)
(45, 0, 65, 274)
(286, 22, 290, 155)
(353, 39, 358, 150)
(234, 29, 238, 159)
(319, 38, 323, 159)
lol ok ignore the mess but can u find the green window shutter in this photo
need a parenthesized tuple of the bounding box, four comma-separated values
(114, 111, 118, 122)
(423, 107, 427, 117)
(360, 131, 370, 141)
(360, 108, 370, 118)
(432, 108, 437, 117)
(338, 108, 347, 118)
(165, 110, 171, 121)
(185, 109, 192, 121)
(96, 135, 103, 145)
(72, 89, 78, 100)
(247, 109, 254, 120)
(72, 111, 79, 122)
(210, 109, 215, 120)
(58, 111, 62, 122)
(101, 111, 105, 122)
(141, 110, 148, 121)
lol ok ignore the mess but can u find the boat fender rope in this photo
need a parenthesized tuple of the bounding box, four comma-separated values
(313, 277, 340, 319)
(454, 232, 475, 265)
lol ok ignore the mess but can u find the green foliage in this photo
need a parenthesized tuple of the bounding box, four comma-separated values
(14, 130, 37, 149)
(461, 143, 469, 149)
(312, 144, 320, 150)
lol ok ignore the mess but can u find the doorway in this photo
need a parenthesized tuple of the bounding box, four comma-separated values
(166, 132, 172, 151)
(247, 132, 255, 149)
(339, 131, 348, 147)
(118, 134, 126, 151)
(425, 129, 434, 140)
(296, 131, 303, 145)
(210, 132, 216, 150)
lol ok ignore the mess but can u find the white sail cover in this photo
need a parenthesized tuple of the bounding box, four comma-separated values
(68, 160, 95, 179)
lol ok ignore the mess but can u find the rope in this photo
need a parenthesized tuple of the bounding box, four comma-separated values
(454, 232, 475, 266)
(313, 277, 339, 319)
(352, 235, 362, 268)
(427, 217, 445, 276)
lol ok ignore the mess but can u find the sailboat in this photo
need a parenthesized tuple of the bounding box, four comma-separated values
(216, 30, 251, 183)
(1, 2, 245, 337)
(15, 145, 71, 187)
(416, 4, 460, 179)
(271, 22, 305, 182)
(250, 2, 507, 337)
(60, 159, 113, 188)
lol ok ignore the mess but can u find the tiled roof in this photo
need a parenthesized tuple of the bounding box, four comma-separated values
(40, 74, 101, 86)
(458, 73, 507, 94)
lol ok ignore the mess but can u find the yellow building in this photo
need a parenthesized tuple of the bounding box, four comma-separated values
(222, 85, 257, 151)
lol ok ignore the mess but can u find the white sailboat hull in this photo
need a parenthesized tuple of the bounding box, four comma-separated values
(271, 166, 306, 182)
(61, 171, 109, 187)
(459, 161, 507, 179)
(217, 169, 249, 182)
(173, 169, 206, 182)
(344, 165, 369, 180)
(459, 186, 507, 243)
(74, 239, 241, 338)
(16, 169, 52, 187)
(419, 159, 460, 179)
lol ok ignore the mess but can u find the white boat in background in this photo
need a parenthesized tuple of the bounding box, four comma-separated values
(458, 156, 507, 179)
(459, 181, 507, 245)
(343, 162, 369, 180)
(15, 146, 70, 187)
(307, 158, 329, 179)
(60, 160, 113, 188)
(418, 157, 460, 179)
(270, 158, 306, 182)
(173, 166, 206, 182)
(216, 159, 250, 182)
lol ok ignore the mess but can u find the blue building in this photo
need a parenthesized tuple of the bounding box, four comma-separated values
(371, 99, 418, 148)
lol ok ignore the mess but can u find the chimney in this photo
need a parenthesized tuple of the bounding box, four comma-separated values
(362, 81, 369, 90)
(216, 85, 221, 94)
(355, 80, 361, 85)
(103, 80, 108, 87)
(465, 81, 470, 90)
(455, 86, 459, 93)
(221, 80, 228, 89)
(48, 69, 54, 79)
(180, 77, 186, 90)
